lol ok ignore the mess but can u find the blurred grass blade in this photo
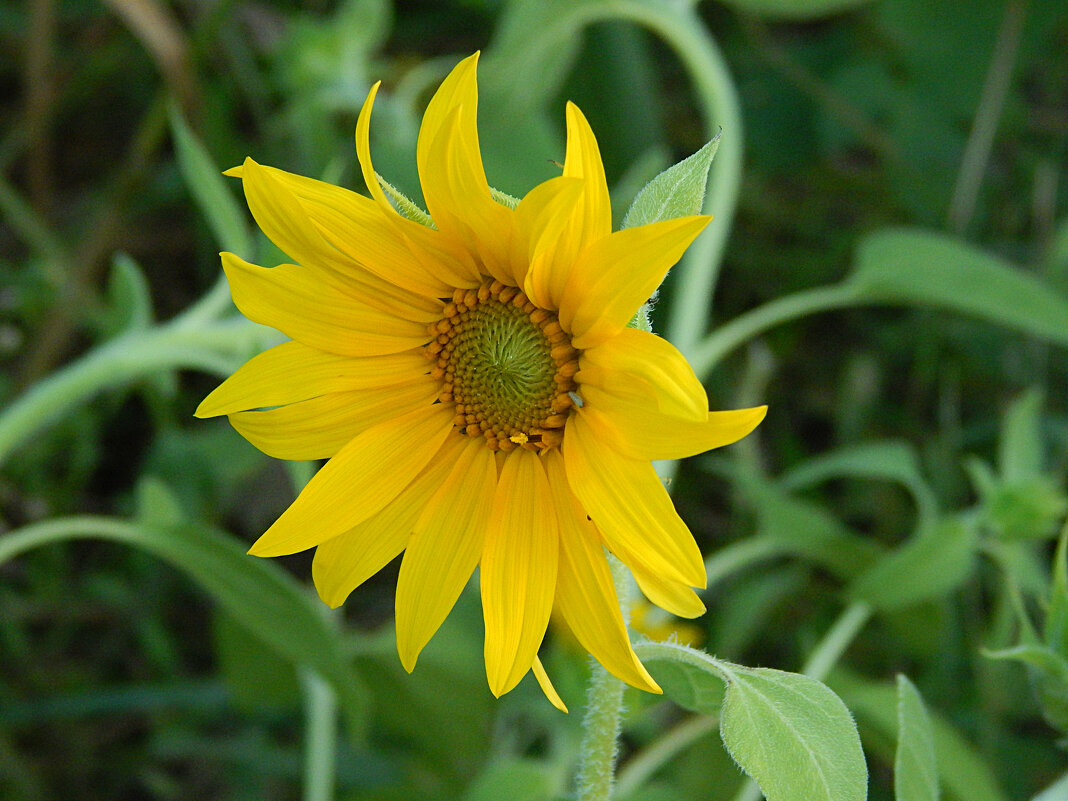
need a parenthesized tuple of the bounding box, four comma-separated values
(0, 514, 369, 740)
(896, 675, 939, 801)
(716, 0, 877, 20)
(852, 228, 1068, 347)
(168, 103, 254, 256)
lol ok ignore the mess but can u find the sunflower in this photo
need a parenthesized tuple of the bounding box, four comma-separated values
(196, 53, 765, 710)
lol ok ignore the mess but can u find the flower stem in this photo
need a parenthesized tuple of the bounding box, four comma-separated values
(575, 556, 636, 801)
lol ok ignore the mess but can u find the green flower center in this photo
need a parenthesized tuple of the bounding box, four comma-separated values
(426, 281, 579, 452)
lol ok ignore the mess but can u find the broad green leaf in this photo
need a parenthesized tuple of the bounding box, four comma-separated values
(895, 675, 938, 801)
(780, 441, 938, 534)
(714, 0, 876, 20)
(848, 518, 978, 610)
(622, 134, 720, 229)
(168, 104, 253, 256)
(0, 515, 368, 739)
(851, 228, 1068, 348)
(642, 648, 726, 715)
(719, 665, 867, 801)
(636, 643, 867, 801)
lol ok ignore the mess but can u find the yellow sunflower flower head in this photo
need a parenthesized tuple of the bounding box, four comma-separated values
(196, 53, 766, 712)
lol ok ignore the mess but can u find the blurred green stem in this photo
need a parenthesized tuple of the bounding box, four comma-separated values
(300, 669, 338, 801)
(0, 312, 268, 468)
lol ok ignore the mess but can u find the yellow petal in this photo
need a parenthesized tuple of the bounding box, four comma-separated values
(482, 449, 559, 697)
(248, 404, 454, 557)
(559, 216, 710, 350)
(229, 379, 439, 460)
(221, 253, 431, 357)
(626, 557, 707, 619)
(580, 398, 768, 462)
(395, 436, 497, 671)
(356, 80, 481, 288)
(243, 163, 453, 299)
(195, 341, 429, 418)
(311, 436, 462, 608)
(578, 328, 709, 421)
(532, 656, 568, 713)
(519, 176, 587, 308)
(561, 413, 706, 588)
(421, 106, 515, 285)
(558, 102, 611, 251)
(545, 451, 660, 693)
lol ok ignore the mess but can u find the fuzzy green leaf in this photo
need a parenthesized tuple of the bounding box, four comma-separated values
(622, 134, 720, 229)
(895, 675, 939, 801)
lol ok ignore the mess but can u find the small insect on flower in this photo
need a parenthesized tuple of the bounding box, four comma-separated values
(195, 52, 765, 711)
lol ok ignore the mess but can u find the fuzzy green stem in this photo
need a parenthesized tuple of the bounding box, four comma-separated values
(575, 557, 636, 801)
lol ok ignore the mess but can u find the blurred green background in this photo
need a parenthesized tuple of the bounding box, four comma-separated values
(2, 0, 1067, 799)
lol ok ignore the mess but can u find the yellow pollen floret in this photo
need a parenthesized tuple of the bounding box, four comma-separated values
(425, 280, 580, 452)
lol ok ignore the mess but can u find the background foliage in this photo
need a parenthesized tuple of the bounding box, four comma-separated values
(2, 0, 1067, 799)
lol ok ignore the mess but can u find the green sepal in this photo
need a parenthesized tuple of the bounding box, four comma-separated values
(376, 172, 434, 227)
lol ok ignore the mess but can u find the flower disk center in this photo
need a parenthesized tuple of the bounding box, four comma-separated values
(426, 281, 579, 452)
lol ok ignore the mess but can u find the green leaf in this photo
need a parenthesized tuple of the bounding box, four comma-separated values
(213, 608, 300, 711)
(983, 642, 1068, 733)
(643, 648, 726, 715)
(719, 665, 867, 801)
(895, 675, 939, 801)
(848, 517, 979, 610)
(168, 104, 253, 256)
(1048, 527, 1068, 657)
(0, 515, 368, 739)
(833, 673, 1008, 801)
(622, 134, 720, 228)
(636, 643, 867, 801)
(780, 441, 939, 535)
(462, 758, 557, 801)
(102, 253, 153, 335)
(714, 0, 877, 20)
(999, 389, 1045, 482)
(851, 228, 1068, 348)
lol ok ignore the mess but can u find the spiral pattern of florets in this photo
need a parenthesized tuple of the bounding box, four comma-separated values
(425, 281, 579, 452)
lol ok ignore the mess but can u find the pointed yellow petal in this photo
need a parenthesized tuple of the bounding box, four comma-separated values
(532, 656, 568, 713)
(221, 253, 431, 357)
(560, 216, 710, 350)
(578, 328, 708, 421)
(395, 436, 496, 672)
(580, 396, 768, 462)
(545, 452, 660, 693)
(561, 413, 705, 588)
(421, 105, 514, 285)
(482, 450, 559, 697)
(416, 52, 481, 188)
(356, 80, 481, 287)
(249, 163, 452, 299)
(229, 379, 439, 460)
(311, 436, 462, 608)
(560, 102, 611, 247)
(248, 404, 453, 557)
(518, 176, 586, 308)
(195, 341, 429, 418)
(626, 557, 707, 619)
